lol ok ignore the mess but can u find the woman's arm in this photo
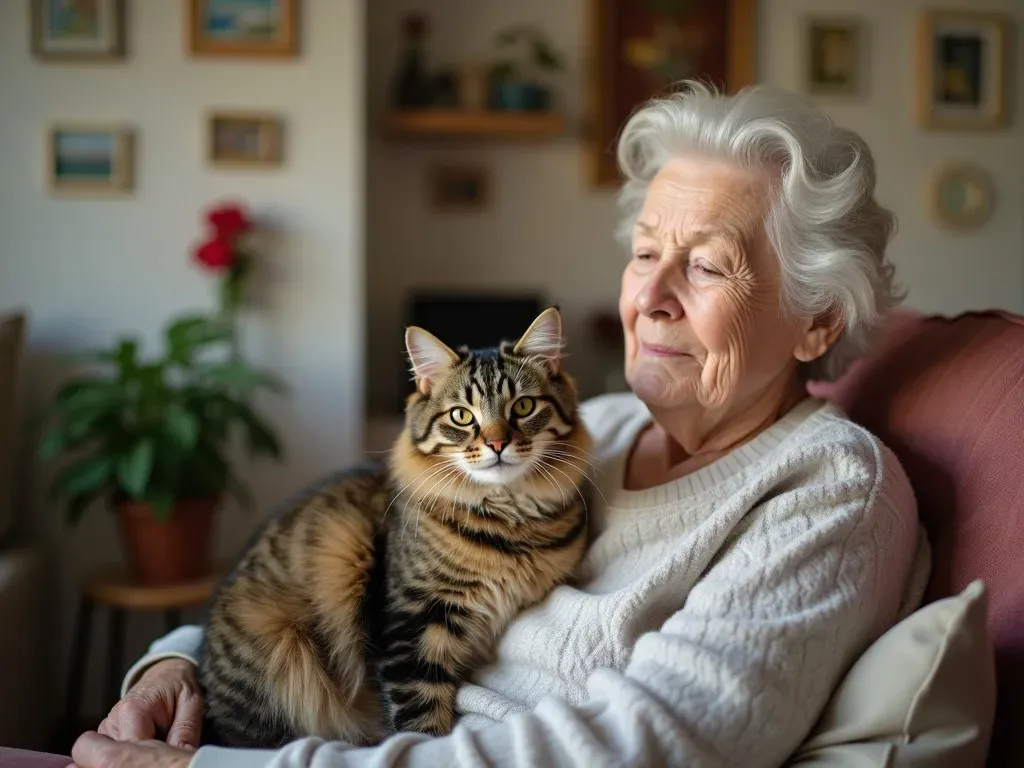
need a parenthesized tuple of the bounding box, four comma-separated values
(120, 624, 206, 697)
(186, 443, 922, 768)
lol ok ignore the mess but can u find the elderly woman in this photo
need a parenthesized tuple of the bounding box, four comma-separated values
(73, 81, 928, 768)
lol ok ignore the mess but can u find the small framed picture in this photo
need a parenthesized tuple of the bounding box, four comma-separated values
(930, 164, 994, 230)
(47, 124, 134, 196)
(805, 17, 864, 96)
(31, 0, 126, 62)
(189, 0, 299, 57)
(207, 111, 284, 168)
(429, 166, 489, 211)
(917, 10, 1010, 130)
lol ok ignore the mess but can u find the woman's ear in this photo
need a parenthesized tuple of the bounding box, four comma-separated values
(793, 311, 844, 363)
(513, 307, 564, 374)
(405, 326, 458, 395)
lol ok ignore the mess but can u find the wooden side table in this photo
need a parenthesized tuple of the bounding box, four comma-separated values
(63, 565, 222, 738)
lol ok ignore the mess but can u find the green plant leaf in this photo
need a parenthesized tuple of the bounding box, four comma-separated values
(52, 455, 113, 499)
(232, 401, 283, 460)
(65, 493, 96, 527)
(164, 404, 199, 450)
(56, 380, 123, 415)
(117, 438, 155, 497)
(200, 363, 289, 395)
(227, 474, 255, 513)
(533, 39, 561, 70)
(167, 314, 232, 363)
(113, 337, 139, 382)
(38, 427, 67, 462)
(145, 486, 176, 522)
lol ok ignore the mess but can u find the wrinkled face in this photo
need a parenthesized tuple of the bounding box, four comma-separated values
(401, 309, 581, 487)
(620, 156, 815, 414)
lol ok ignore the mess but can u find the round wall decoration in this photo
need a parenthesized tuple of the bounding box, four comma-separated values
(930, 164, 994, 230)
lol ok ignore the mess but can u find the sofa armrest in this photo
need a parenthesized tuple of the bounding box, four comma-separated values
(0, 547, 53, 750)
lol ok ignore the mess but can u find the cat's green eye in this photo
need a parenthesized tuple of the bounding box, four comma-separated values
(450, 407, 474, 426)
(512, 397, 535, 418)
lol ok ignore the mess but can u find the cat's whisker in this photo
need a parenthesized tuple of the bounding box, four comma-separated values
(545, 441, 604, 464)
(532, 461, 567, 507)
(426, 466, 465, 520)
(385, 458, 461, 523)
(537, 458, 591, 513)
(539, 448, 604, 476)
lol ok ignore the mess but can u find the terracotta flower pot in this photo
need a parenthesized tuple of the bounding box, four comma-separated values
(117, 496, 218, 586)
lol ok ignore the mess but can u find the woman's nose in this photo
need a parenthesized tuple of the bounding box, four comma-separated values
(635, 267, 684, 321)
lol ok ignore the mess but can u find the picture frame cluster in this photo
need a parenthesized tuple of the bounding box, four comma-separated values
(801, 8, 1011, 131)
(801, 8, 1012, 232)
(32, 0, 298, 197)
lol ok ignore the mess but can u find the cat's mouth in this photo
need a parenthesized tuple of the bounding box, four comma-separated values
(462, 455, 532, 485)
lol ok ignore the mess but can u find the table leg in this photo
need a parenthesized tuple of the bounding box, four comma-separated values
(105, 608, 126, 711)
(165, 608, 182, 633)
(63, 597, 94, 740)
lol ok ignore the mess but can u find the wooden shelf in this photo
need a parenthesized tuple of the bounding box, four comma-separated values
(383, 109, 565, 139)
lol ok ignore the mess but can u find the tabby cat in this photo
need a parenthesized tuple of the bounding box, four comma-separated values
(198, 307, 591, 748)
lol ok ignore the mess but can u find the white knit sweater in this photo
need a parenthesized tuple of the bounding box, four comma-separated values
(128, 394, 930, 768)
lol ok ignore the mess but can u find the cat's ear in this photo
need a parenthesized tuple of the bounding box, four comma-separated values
(405, 326, 458, 395)
(513, 307, 564, 374)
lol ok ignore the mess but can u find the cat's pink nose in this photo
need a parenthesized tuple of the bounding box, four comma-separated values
(486, 438, 506, 454)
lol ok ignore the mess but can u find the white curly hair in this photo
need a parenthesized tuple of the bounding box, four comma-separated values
(615, 80, 903, 381)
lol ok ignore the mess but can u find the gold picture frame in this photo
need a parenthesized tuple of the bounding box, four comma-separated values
(207, 111, 284, 168)
(917, 10, 1011, 130)
(930, 163, 994, 230)
(189, 0, 299, 58)
(585, 0, 757, 188)
(31, 0, 126, 62)
(805, 16, 865, 97)
(47, 123, 134, 197)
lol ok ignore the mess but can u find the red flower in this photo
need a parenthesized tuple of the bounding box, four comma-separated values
(206, 204, 251, 240)
(194, 238, 236, 271)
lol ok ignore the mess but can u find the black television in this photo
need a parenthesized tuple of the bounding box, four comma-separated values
(396, 290, 547, 410)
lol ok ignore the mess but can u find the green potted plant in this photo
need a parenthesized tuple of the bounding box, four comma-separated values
(37, 202, 287, 586)
(490, 24, 563, 112)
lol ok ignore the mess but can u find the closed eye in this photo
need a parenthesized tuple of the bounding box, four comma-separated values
(690, 262, 722, 277)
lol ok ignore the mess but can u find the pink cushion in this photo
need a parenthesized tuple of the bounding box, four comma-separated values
(0, 749, 68, 768)
(809, 309, 1024, 767)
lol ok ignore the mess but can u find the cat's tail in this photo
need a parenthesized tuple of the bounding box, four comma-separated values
(237, 587, 380, 743)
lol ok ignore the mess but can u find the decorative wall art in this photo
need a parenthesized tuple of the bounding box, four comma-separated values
(47, 124, 134, 196)
(429, 165, 490, 211)
(31, 0, 126, 62)
(189, 0, 299, 58)
(917, 10, 1010, 130)
(804, 16, 864, 96)
(930, 163, 994, 230)
(585, 0, 757, 187)
(207, 111, 284, 168)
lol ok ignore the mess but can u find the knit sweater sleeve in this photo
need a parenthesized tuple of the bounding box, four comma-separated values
(192, 437, 920, 768)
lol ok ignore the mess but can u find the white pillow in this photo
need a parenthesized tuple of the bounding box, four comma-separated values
(788, 580, 996, 767)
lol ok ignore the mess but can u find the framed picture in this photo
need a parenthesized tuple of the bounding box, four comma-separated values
(207, 111, 284, 167)
(31, 0, 126, 62)
(930, 163, 994, 230)
(585, 0, 757, 188)
(47, 124, 134, 196)
(805, 17, 864, 96)
(429, 165, 490, 211)
(917, 10, 1010, 130)
(189, 0, 299, 57)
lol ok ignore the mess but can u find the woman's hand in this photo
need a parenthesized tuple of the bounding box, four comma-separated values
(97, 658, 202, 749)
(71, 732, 193, 768)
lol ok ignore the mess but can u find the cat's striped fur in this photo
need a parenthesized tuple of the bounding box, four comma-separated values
(198, 308, 591, 747)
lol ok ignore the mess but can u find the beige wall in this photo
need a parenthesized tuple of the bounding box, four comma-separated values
(365, 0, 1024, 414)
(0, 0, 366, 721)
